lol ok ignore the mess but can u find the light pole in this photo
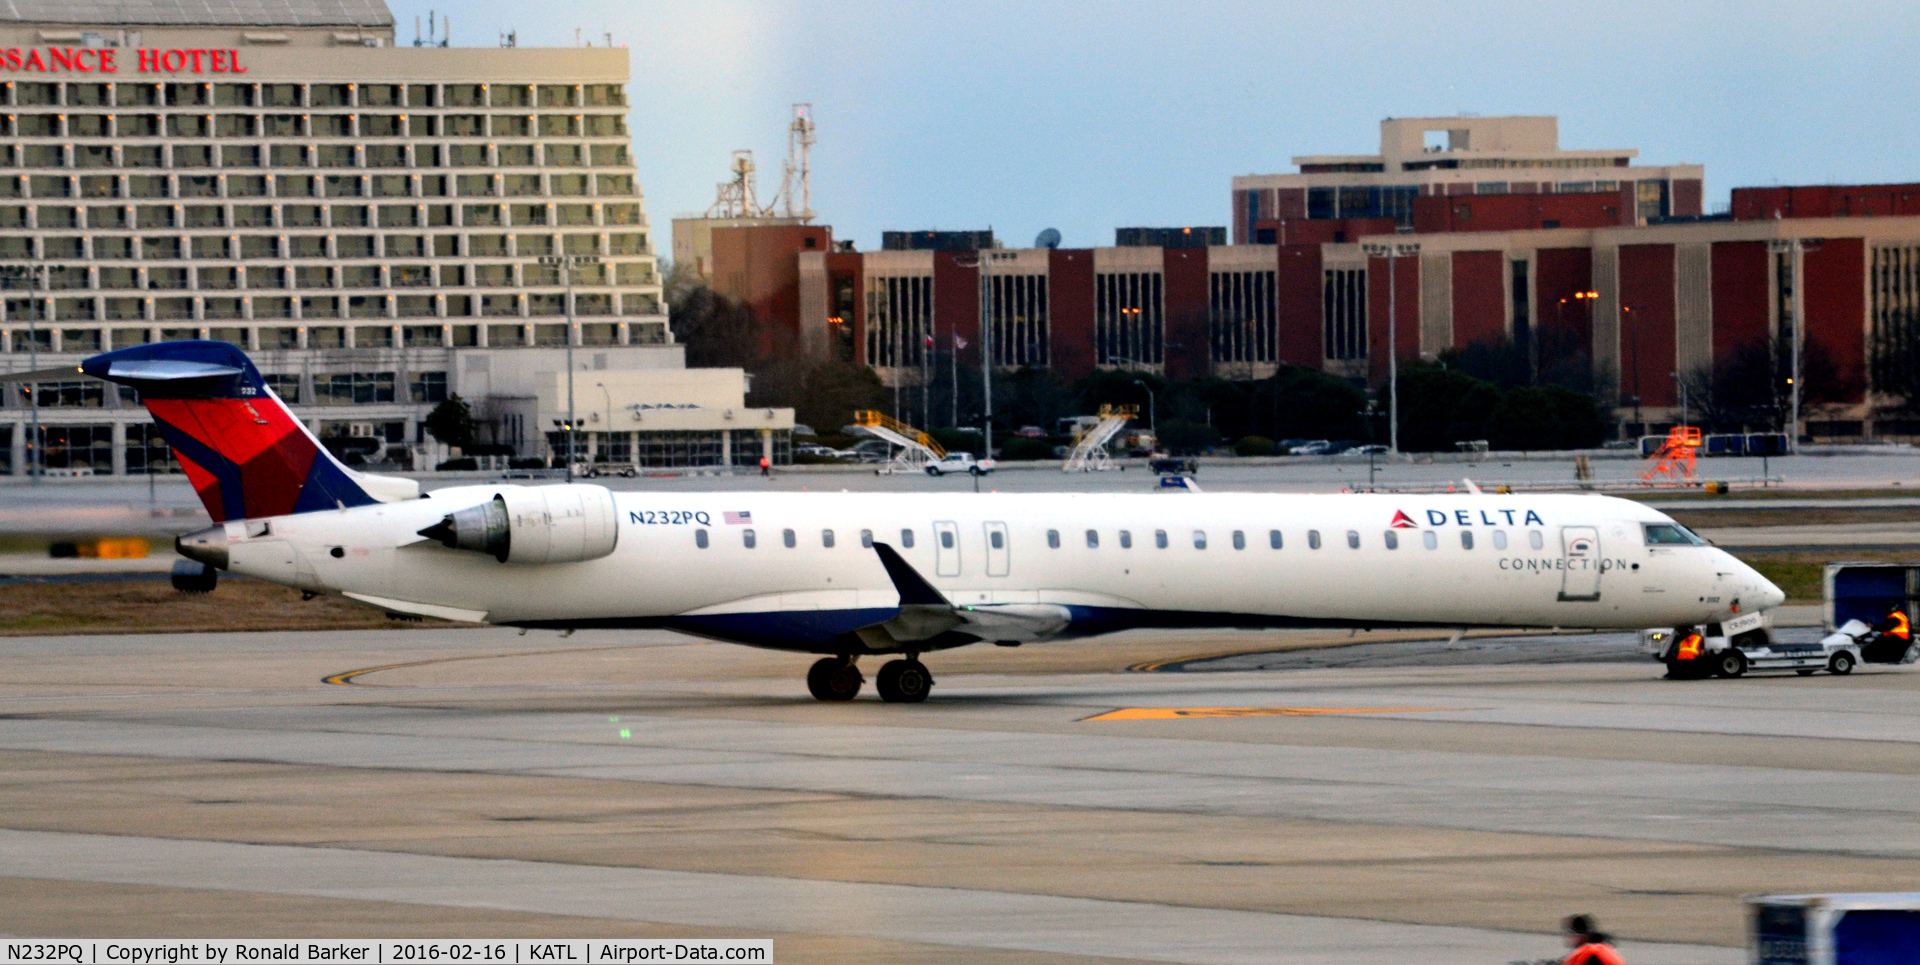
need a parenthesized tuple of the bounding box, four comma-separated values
(1768, 238, 1818, 452)
(1361, 242, 1419, 454)
(1623, 306, 1643, 439)
(1, 263, 45, 483)
(539, 254, 601, 480)
(595, 381, 612, 465)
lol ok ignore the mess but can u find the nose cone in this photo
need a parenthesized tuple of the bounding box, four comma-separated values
(175, 525, 229, 571)
(1755, 576, 1787, 611)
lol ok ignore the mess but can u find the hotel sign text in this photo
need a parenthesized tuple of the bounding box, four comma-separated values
(2, 48, 249, 74)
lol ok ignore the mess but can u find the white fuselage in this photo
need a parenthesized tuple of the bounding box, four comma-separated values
(222, 487, 1783, 652)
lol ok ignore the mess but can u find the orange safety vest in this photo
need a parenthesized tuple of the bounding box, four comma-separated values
(1889, 611, 1911, 641)
(1564, 943, 1626, 965)
(1676, 633, 1703, 660)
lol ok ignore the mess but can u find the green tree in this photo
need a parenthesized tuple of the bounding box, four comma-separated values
(423, 395, 477, 448)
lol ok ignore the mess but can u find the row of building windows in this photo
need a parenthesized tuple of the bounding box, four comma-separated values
(0, 291, 665, 329)
(1210, 270, 1277, 367)
(0, 141, 631, 171)
(1, 203, 643, 230)
(2, 82, 625, 109)
(0, 171, 639, 200)
(10, 370, 446, 408)
(3, 112, 630, 141)
(0, 235, 649, 266)
(683, 525, 1554, 552)
(1096, 271, 1165, 368)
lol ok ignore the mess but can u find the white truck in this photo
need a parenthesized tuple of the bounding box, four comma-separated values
(924, 452, 995, 476)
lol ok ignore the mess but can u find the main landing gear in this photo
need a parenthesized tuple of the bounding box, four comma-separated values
(805, 656, 934, 703)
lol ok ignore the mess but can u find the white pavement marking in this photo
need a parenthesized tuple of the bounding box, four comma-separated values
(4, 707, 1919, 857)
(0, 829, 1736, 965)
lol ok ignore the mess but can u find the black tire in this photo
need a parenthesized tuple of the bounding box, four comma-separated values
(1714, 649, 1747, 679)
(925, 467, 941, 476)
(875, 659, 932, 703)
(969, 466, 983, 476)
(806, 658, 863, 701)
(1829, 651, 1855, 676)
(1664, 658, 1708, 680)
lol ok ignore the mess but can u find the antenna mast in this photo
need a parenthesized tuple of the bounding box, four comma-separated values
(777, 103, 816, 221)
(705, 150, 766, 218)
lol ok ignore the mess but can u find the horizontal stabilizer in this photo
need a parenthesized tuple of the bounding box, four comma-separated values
(0, 365, 92, 383)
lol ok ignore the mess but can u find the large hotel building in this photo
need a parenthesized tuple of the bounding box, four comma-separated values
(0, 0, 793, 475)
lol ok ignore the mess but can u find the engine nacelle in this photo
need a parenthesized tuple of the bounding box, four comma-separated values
(419, 484, 619, 565)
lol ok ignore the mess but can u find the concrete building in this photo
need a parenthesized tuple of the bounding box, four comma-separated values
(1231, 116, 1705, 243)
(0, 0, 787, 474)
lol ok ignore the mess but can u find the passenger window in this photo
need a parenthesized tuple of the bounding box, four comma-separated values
(1308, 530, 1321, 549)
(1085, 529, 1099, 548)
(939, 530, 954, 549)
(1232, 530, 1245, 550)
(1192, 530, 1207, 550)
(1460, 530, 1475, 550)
(1048, 529, 1060, 549)
(1346, 530, 1360, 549)
(742, 528, 756, 549)
(1384, 531, 1398, 550)
(1154, 529, 1168, 549)
(1119, 530, 1132, 549)
(822, 529, 835, 548)
(861, 529, 873, 548)
(1269, 530, 1282, 549)
(694, 529, 709, 549)
(1423, 531, 1438, 550)
(783, 528, 796, 548)
(990, 530, 1003, 549)
(1529, 530, 1544, 550)
(900, 529, 914, 548)
(1491, 530, 1507, 550)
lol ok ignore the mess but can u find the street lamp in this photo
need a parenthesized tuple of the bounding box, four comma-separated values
(1767, 238, 1820, 452)
(0, 263, 45, 483)
(595, 381, 613, 466)
(1622, 305, 1643, 440)
(539, 254, 602, 480)
(1360, 242, 1419, 454)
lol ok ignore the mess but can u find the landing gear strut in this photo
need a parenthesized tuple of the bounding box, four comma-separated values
(876, 658, 933, 703)
(807, 656, 863, 701)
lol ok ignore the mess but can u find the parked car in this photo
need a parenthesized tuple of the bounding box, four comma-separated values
(925, 452, 995, 476)
(1289, 440, 1331, 455)
(1015, 425, 1048, 438)
(1349, 444, 1389, 455)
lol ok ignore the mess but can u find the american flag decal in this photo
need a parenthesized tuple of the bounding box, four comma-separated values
(724, 510, 752, 525)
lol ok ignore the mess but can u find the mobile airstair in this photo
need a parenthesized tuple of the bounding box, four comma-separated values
(1062, 404, 1138, 472)
(853, 410, 945, 474)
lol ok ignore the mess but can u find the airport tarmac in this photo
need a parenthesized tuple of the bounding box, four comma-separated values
(2, 625, 1917, 962)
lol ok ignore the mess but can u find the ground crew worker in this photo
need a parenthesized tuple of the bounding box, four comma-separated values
(759, 455, 771, 477)
(1872, 607, 1910, 643)
(1675, 631, 1703, 661)
(1561, 914, 1624, 965)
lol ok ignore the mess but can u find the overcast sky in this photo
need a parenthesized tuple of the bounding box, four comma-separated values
(388, 0, 1920, 254)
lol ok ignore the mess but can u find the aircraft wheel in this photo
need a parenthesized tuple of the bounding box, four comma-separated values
(1713, 649, 1747, 678)
(876, 659, 932, 703)
(1829, 651, 1855, 676)
(807, 657, 863, 701)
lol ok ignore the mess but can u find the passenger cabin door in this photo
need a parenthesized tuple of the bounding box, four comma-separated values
(1558, 526, 1602, 601)
(934, 520, 961, 577)
(984, 521, 1010, 577)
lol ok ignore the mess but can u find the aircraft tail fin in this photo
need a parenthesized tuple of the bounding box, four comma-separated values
(80, 340, 409, 522)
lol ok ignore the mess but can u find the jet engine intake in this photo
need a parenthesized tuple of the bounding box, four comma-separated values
(418, 484, 619, 565)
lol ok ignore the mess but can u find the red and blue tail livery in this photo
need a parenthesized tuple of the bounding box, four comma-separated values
(82, 340, 379, 522)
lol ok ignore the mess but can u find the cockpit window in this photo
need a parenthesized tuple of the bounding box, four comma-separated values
(1644, 523, 1706, 546)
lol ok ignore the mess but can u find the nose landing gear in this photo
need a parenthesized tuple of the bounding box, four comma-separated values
(806, 656, 864, 701)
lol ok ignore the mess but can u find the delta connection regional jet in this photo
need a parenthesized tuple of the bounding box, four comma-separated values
(48, 341, 1786, 702)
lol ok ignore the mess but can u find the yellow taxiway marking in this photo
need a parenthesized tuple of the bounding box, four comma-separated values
(1081, 706, 1463, 721)
(322, 644, 659, 686)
